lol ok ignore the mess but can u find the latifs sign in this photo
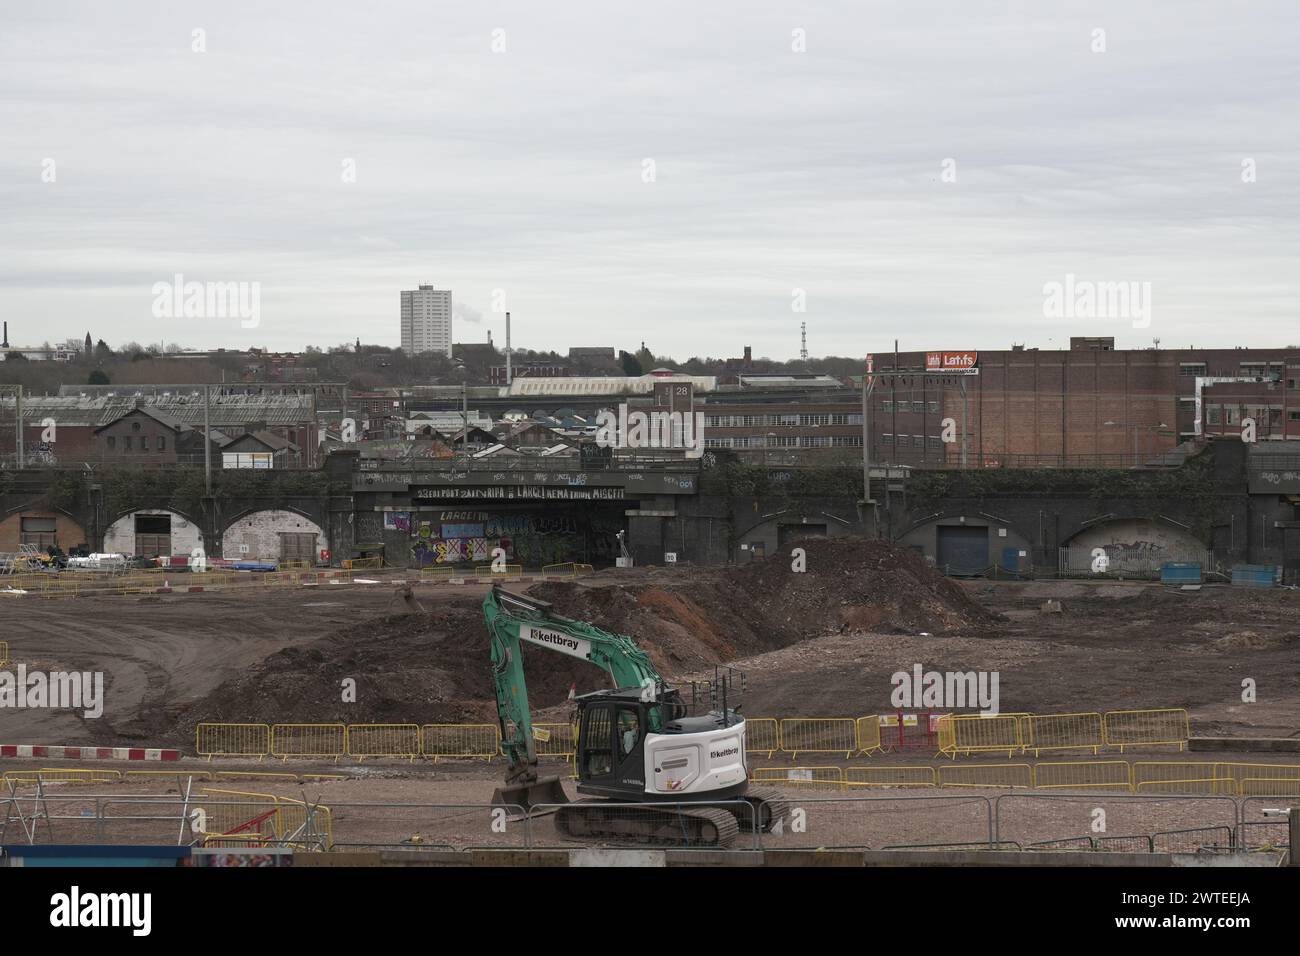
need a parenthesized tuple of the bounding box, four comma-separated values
(926, 351, 978, 371)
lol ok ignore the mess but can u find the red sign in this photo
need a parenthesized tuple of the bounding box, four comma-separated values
(865, 353, 874, 373)
(926, 351, 978, 371)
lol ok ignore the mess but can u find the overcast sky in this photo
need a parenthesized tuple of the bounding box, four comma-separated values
(2, 1, 1297, 360)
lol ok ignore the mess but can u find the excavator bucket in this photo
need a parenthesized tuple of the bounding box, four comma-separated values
(492, 775, 570, 819)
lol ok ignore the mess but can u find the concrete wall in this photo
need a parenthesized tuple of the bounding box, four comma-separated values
(1066, 518, 1207, 556)
(221, 509, 326, 561)
(104, 509, 204, 557)
(894, 516, 1035, 570)
(0, 509, 87, 552)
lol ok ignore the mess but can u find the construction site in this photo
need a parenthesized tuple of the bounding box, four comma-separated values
(2, 535, 1297, 864)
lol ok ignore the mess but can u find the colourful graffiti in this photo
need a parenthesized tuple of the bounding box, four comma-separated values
(407, 509, 618, 567)
(384, 512, 412, 533)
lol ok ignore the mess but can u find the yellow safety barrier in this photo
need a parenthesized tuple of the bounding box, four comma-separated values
(1102, 709, 1189, 752)
(1213, 762, 1300, 792)
(854, 717, 884, 756)
(3, 768, 122, 784)
(213, 771, 302, 783)
(532, 723, 579, 760)
(343, 557, 383, 570)
(270, 723, 346, 760)
(542, 562, 576, 579)
(196, 722, 271, 759)
(1032, 760, 1132, 790)
(779, 718, 858, 758)
(274, 796, 334, 848)
(937, 714, 1026, 757)
(750, 766, 845, 791)
(475, 563, 523, 578)
(574, 564, 595, 576)
(125, 769, 213, 782)
(346, 724, 421, 761)
(938, 763, 1034, 789)
(745, 718, 780, 758)
(1131, 761, 1233, 795)
(1239, 777, 1300, 797)
(420, 566, 456, 579)
(845, 766, 937, 788)
(198, 788, 280, 842)
(421, 723, 500, 761)
(1025, 713, 1104, 756)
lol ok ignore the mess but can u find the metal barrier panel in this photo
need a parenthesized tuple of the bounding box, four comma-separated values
(323, 802, 530, 851)
(346, 724, 421, 760)
(1215, 762, 1300, 793)
(270, 723, 346, 759)
(749, 766, 845, 791)
(3, 768, 122, 784)
(1058, 548, 1213, 580)
(938, 763, 1033, 789)
(1239, 777, 1300, 796)
(1026, 713, 1104, 755)
(778, 718, 857, 757)
(475, 564, 523, 578)
(421, 723, 500, 761)
(1102, 709, 1189, 751)
(759, 794, 992, 850)
(196, 722, 271, 758)
(1152, 826, 1235, 853)
(421, 566, 456, 579)
(1095, 835, 1154, 853)
(1132, 761, 1232, 795)
(845, 766, 937, 788)
(197, 788, 281, 841)
(574, 564, 595, 576)
(745, 718, 779, 758)
(994, 792, 1239, 849)
(0, 640, 8, 664)
(854, 717, 883, 755)
(1032, 760, 1132, 791)
(274, 798, 333, 849)
(943, 714, 1025, 756)
(542, 562, 575, 579)
(531, 723, 579, 760)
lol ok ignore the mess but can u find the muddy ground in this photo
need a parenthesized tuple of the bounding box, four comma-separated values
(1, 537, 1297, 748)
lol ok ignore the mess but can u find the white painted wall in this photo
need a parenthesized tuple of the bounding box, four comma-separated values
(1068, 519, 1205, 555)
(104, 510, 204, 557)
(222, 509, 326, 562)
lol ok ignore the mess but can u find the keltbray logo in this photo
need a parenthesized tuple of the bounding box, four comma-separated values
(710, 746, 739, 759)
(889, 664, 1000, 715)
(594, 403, 705, 459)
(531, 630, 579, 651)
(0, 665, 104, 719)
(49, 886, 151, 936)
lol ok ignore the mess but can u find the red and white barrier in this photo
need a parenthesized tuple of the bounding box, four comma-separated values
(0, 745, 180, 761)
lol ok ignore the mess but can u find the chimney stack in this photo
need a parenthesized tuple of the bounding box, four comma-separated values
(2, 321, 8, 348)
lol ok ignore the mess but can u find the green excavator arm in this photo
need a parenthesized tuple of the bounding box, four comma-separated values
(484, 584, 666, 808)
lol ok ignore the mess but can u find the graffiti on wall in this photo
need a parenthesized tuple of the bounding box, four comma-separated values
(407, 509, 620, 567)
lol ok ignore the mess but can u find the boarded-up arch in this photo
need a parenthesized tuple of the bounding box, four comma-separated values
(104, 509, 204, 558)
(222, 509, 327, 563)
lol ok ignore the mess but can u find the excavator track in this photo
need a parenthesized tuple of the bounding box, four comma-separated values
(553, 799, 741, 848)
(731, 785, 794, 833)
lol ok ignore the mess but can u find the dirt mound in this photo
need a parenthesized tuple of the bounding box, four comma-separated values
(529, 536, 1000, 674)
(169, 598, 609, 744)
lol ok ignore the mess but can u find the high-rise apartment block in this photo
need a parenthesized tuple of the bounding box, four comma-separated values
(400, 285, 452, 357)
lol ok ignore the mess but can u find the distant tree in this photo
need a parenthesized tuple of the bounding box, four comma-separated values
(619, 350, 642, 376)
(94, 339, 113, 361)
(88, 369, 110, 385)
(84, 331, 92, 356)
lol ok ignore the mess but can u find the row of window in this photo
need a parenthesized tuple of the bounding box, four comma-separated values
(1205, 406, 1300, 425)
(105, 435, 165, 451)
(879, 401, 941, 414)
(881, 435, 945, 448)
(702, 436, 864, 448)
(702, 413, 863, 427)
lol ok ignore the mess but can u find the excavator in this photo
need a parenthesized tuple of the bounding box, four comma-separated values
(484, 584, 789, 847)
